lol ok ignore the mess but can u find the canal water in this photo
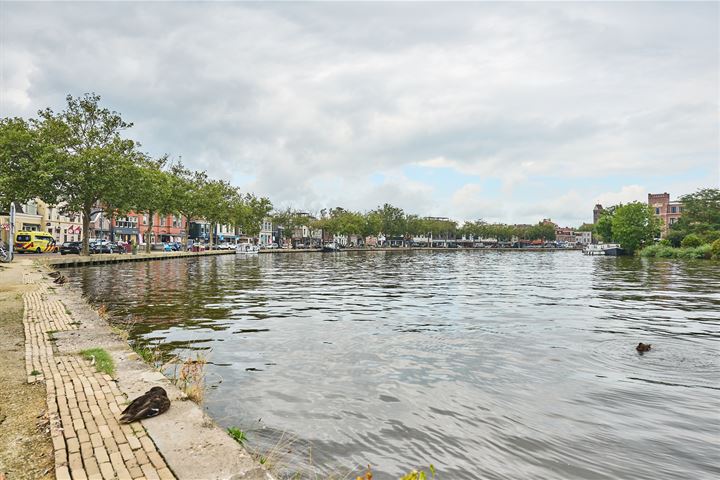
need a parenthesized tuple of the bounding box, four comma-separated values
(64, 251, 720, 479)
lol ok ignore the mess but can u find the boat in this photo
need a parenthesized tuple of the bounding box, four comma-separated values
(236, 244, 259, 255)
(321, 242, 340, 253)
(583, 243, 625, 256)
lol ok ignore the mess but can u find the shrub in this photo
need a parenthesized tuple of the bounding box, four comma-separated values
(711, 239, 720, 260)
(640, 244, 675, 258)
(665, 229, 686, 247)
(677, 244, 712, 259)
(702, 230, 720, 244)
(681, 233, 703, 248)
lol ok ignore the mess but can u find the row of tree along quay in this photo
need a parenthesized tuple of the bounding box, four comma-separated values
(273, 204, 559, 247)
(4, 93, 716, 258)
(593, 189, 720, 259)
(1, 93, 566, 256)
(0, 93, 273, 256)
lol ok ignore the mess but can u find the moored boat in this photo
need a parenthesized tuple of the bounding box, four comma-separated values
(236, 244, 259, 255)
(583, 243, 625, 256)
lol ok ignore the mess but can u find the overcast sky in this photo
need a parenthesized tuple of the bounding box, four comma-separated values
(2, 1, 718, 226)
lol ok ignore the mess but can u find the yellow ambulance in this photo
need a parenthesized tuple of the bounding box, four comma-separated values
(14, 231, 58, 253)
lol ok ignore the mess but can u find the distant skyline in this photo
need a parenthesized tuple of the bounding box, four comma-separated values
(1, 1, 718, 227)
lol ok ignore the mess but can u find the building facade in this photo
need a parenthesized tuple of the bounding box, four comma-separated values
(648, 193, 682, 236)
(593, 204, 605, 224)
(259, 218, 273, 246)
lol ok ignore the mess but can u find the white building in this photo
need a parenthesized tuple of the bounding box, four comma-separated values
(259, 218, 273, 245)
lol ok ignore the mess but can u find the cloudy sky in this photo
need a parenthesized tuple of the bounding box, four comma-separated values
(2, 1, 718, 226)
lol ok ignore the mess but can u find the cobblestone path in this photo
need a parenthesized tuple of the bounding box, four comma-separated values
(23, 275, 176, 480)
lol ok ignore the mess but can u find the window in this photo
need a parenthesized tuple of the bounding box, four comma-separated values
(670, 218, 677, 224)
(655, 208, 660, 214)
(671, 206, 677, 213)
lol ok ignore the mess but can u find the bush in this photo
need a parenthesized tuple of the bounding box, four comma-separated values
(712, 239, 720, 260)
(677, 244, 712, 259)
(640, 244, 675, 258)
(681, 233, 703, 248)
(666, 229, 686, 247)
(702, 230, 720, 244)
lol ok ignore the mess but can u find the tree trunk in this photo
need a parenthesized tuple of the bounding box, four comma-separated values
(82, 203, 92, 256)
(208, 223, 215, 248)
(184, 215, 191, 251)
(146, 210, 154, 253)
(108, 207, 115, 242)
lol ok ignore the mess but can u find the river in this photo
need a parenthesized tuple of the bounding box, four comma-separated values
(64, 251, 720, 479)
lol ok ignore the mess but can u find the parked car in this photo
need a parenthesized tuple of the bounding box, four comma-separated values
(91, 241, 124, 254)
(59, 242, 82, 255)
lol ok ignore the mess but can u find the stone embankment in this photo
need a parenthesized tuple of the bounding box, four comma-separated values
(15, 259, 272, 480)
(45, 250, 235, 267)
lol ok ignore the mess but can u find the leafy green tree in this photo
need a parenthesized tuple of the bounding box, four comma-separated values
(37, 93, 139, 255)
(526, 222, 556, 241)
(361, 210, 383, 239)
(134, 158, 176, 252)
(0, 117, 60, 208)
(674, 188, 720, 235)
(595, 211, 615, 242)
(610, 202, 660, 254)
(230, 192, 273, 239)
(169, 164, 208, 249)
(374, 203, 406, 244)
(199, 179, 235, 247)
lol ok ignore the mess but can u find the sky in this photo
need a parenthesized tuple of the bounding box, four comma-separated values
(1, 1, 718, 226)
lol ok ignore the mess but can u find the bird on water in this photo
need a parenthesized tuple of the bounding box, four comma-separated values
(636, 342, 652, 353)
(119, 386, 171, 423)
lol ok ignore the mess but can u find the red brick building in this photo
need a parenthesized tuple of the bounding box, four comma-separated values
(137, 213, 186, 244)
(648, 193, 682, 237)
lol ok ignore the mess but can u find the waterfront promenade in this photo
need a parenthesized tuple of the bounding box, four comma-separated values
(0, 257, 272, 480)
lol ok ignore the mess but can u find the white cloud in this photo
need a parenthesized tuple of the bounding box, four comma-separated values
(595, 185, 647, 207)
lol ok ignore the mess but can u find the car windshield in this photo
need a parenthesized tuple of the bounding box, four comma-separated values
(17, 235, 31, 242)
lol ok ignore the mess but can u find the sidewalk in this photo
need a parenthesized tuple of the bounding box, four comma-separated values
(14, 261, 272, 480)
(23, 272, 174, 480)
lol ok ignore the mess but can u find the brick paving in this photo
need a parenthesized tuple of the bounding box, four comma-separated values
(23, 274, 176, 480)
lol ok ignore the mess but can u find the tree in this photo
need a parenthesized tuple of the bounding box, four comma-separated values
(0, 117, 60, 209)
(526, 222, 556, 241)
(37, 93, 139, 255)
(595, 211, 614, 242)
(134, 158, 176, 253)
(272, 208, 307, 246)
(169, 164, 207, 250)
(198, 179, 235, 247)
(674, 188, 720, 235)
(374, 203, 406, 244)
(610, 202, 661, 254)
(230, 192, 272, 239)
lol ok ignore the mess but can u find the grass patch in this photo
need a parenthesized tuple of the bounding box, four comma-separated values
(227, 427, 247, 445)
(30, 370, 41, 376)
(80, 348, 115, 376)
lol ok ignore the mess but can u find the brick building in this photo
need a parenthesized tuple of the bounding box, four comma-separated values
(648, 193, 682, 236)
(593, 204, 605, 224)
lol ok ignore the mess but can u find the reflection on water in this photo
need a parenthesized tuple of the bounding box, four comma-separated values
(65, 252, 720, 479)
